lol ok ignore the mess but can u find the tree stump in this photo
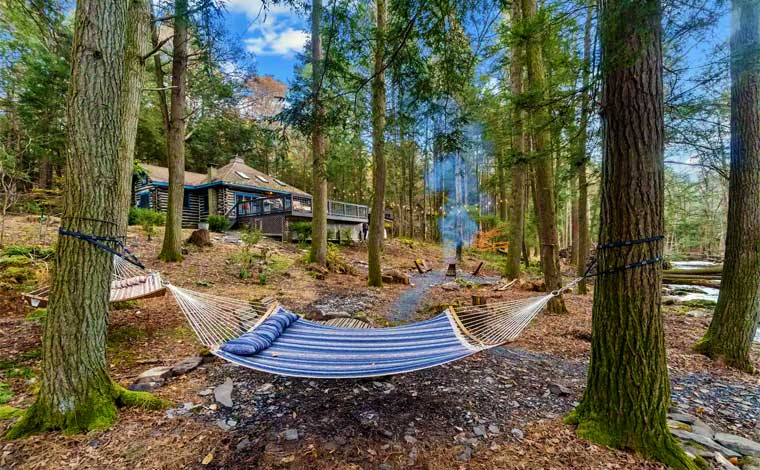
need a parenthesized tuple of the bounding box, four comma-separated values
(187, 229, 212, 247)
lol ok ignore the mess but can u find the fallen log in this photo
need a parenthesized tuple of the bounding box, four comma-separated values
(664, 266, 722, 276)
(662, 277, 721, 288)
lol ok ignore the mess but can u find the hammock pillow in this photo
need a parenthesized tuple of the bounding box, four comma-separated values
(220, 308, 300, 356)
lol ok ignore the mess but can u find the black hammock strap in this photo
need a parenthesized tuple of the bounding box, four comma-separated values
(58, 228, 145, 270)
(580, 235, 664, 281)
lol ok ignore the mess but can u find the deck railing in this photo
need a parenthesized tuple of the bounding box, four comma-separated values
(234, 194, 368, 221)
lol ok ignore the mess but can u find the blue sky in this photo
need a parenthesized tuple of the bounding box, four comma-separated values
(223, 0, 308, 84)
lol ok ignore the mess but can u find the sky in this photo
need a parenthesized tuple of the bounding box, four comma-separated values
(223, 0, 308, 85)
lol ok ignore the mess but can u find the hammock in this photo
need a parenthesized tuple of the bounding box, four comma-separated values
(166, 283, 560, 379)
(21, 256, 166, 308)
(23, 248, 563, 378)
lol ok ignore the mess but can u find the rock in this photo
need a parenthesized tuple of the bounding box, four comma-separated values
(335, 436, 347, 446)
(473, 425, 487, 437)
(511, 428, 524, 440)
(197, 388, 213, 396)
(690, 422, 715, 439)
(714, 432, 760, 456)
(324, 441, 339, 452)
(440, 282, 460, 291)
(236, 439, 251, 451)
(255, 383, 275, 395)
(457, 446, 473, 461)
(135, 365, 174, 384)
(284, 429, 299, 441)
(128, 382, 159, 392)
(488, 424, 501, 435)
(670, 429, 741, 458)
(713, 452, 741, 470)
(548, 382, 571, 396)
(680, 445, 714, 459)
(381, 269, 410, 285)
(404, 435, 417, 445)
(214, 378, 234, 408)
(685, 310, 709, 318)
(171, 356, 203, 376)
(668, 411, 700, 424)
(215, 419, 232, 431)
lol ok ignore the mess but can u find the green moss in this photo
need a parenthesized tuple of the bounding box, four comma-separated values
(112, 300, 138, 310)
(1, 245, 53, 259)
(566, 408, 698, 470)
(0, 267, 36, 283)
(682, 299, 717, 309)
(157, 251, 183, 262)
(25, 308, 47, 325)
(0, 360, 35, 379)
(4, 381, 171, 439)
(0, 406, 23, 420)
(0, 383, 12, 405)
(0, 255, 32, 267)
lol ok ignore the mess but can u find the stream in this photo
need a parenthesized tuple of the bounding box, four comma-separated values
(666, 261, 759, 342)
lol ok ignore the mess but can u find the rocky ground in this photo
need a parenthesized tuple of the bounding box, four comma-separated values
(0, 214, 758, 469)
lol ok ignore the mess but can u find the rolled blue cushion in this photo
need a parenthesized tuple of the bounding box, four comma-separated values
(220, 308, 300, 356)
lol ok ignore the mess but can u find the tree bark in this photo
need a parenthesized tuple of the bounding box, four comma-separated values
(158, 0, 189, 262)
(694, 0, 760, 373)
(505, 0, 526, 280)
(567, 1, 696, 467)
(520, 0, 565, 312)
(368, 0, 387, 287)
(6, 0, 166, 439)
(309, 0, 328, 266)
(576, 0, 594, 294)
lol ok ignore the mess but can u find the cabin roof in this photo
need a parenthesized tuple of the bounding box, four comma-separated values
(139, 158, 310, 197)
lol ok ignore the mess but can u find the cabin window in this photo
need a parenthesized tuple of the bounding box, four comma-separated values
(235, 171, 250, 180)
(255, 175, 269, 183)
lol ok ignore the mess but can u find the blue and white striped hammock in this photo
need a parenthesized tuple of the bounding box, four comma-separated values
(167, 284, 562, 379)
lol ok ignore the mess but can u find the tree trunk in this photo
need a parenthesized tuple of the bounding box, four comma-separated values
(567, 1, 696, 467)
(576, 0, 594, 294)
(570, 180, 579, 265)
(505, 0, 526, 280)
(158, 0, 188, 262)
(497, 148, 508, 222)
(520, 0, 565, 313)
(694, 0, 760, 373)
(309, 0, 328, 266)
(368, 0, 387, 287)
(6, 0, 165, 439)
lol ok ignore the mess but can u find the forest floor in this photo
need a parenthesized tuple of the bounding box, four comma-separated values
(0, 213, 758, 469)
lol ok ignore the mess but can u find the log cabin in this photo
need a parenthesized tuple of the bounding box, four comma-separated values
(133, 157, 377, 241)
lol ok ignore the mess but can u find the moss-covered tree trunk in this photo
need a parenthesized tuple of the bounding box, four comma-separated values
(368, 0, 387, 287)
(575, 0, 594, 295)
(694, 0, 760, 373)
(520, 0, 565, 313)
(6, 0, 166, 439)
(158, 0, 188, 262)
(505, 0, 526, 280)
(567, 1, 695, 467)
(309, 0, 328, 266)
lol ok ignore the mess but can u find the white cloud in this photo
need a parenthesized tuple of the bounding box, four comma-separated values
(226, 0, 293, 19)
(227, 0, 308, 58)
(244, 27, 308, 57)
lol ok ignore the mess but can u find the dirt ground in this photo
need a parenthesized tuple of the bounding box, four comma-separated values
(0, 214, 757, 469)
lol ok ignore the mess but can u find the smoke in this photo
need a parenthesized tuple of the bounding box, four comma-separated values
(425, 115, 486, 261)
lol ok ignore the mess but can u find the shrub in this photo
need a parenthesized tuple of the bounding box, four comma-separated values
(340, 229, 354, 246)
(241, 228, 263, 247)
(289, 221, 312, 242)
(128, 207, 165, 226)
(207, 215, 230, 232)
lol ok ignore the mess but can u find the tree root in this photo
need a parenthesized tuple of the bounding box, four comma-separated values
(3, 382, 171, 440)
(565, 408, 699, 470)
(694, 336, 755, 373)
